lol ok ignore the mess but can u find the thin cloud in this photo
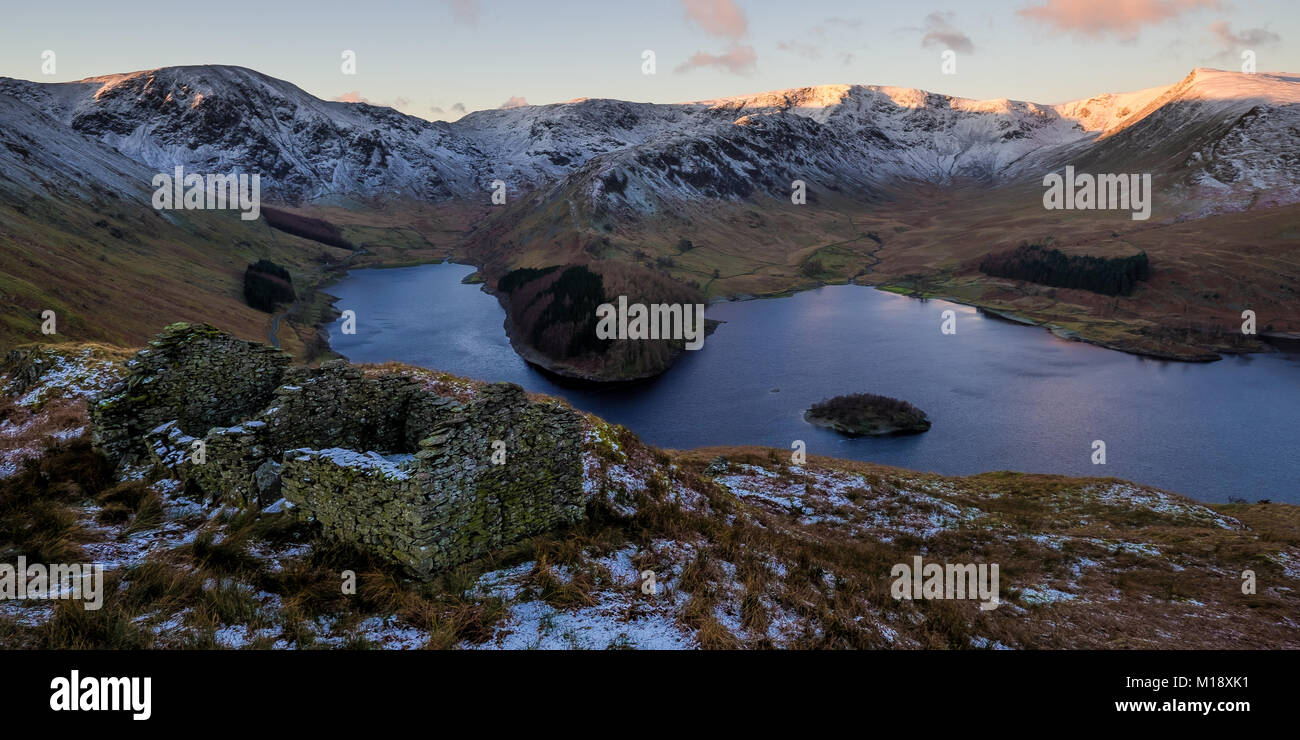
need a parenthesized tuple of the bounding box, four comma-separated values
(681, 0, 748, 39)
(920, 11, 975, 54)
(499, 96, 528, 109)
(821, 17, 864, 32)
(1208, 20, 1280, 49)
(1019, 0, 1221, 41)
(675, 45, 757, 75)
(451, 102, 467, 113)
(333, 91, 368, 104)
(777, 40, 821, 60)
(445, 0, 479, 24)
(776, 17, 865, 62)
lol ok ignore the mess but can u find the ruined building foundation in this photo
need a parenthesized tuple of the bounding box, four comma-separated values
(90, 322, 585, 579)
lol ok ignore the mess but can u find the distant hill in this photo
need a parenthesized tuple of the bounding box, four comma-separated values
(1, 65, 1297, 365)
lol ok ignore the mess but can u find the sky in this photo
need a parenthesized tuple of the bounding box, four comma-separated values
(0, 0, 1295, 121)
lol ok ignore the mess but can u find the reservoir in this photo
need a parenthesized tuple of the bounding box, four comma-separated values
(326, 262, 1300, 504)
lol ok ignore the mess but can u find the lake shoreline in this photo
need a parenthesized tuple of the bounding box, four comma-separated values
(309, 249, 1292, 380)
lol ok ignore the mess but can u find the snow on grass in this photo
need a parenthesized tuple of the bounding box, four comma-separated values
(582, 420, 625, 461)
(665, 480, 714, 515)
(1083, 483, 1242, 530)
(13, 348, 123, 408)
(75, 475, 212, 572)
(970, 635, 1013, 650)
(1082, 537, 1162, 558)
(350, 616, 429, 650)
(0, 416, 38, 439)
(1069, 557, 1102, 579)
(0, 448, 39, 480)
(467, 596, 695, 650)
(1026, 533, 1068, 550)
(213, 624, 281, 649)
(244, 539, 312, 574)
(711, 464, 978, 540)
(1265, 549, 1300, 581)
(464, 541, 701, 650)
(582, 450, 646, 516)
(0, 599, 55, 627)
(79, 514, 202, 572)
(715, 470, 806, 512)
(467, 561, 534, 602)
(593, 546, 641, 585)
(1018, 585, 1078, 606)
(763, 596, 805, 645)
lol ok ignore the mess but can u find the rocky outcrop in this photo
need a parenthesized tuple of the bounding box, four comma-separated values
(90, 323, 585, 579)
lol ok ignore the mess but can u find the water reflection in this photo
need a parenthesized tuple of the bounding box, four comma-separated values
(327, 263, 1300, 504)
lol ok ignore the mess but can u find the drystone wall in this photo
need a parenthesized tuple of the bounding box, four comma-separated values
(91, 322, 586, 579)
(91, 323, 292, 465)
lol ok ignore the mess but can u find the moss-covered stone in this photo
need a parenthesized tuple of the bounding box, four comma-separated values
(91, 324, 585, 580)
(90, 322, 292, 465)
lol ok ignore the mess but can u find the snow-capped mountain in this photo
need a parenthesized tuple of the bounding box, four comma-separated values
(0, 65, 1296, 212)
(0, 66, 482, 201)
(1052, 68, 1300, 210)
(0, 90, 157, 201)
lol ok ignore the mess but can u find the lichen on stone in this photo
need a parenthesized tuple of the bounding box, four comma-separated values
(90, 323, 586, 580)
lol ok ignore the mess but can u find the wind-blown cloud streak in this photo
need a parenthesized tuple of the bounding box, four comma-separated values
(1207, 20, 1280, 49)
(444, 0, 479, 24)
(1019, 0, 1221, 40)
(920, 12, 975, 54)
(677, 0, 755, 76)
(675, 45, 757, 75)
(681, 0, 748, 39)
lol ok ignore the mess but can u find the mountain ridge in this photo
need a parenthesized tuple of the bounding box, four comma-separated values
(4, 64, 1297, 209)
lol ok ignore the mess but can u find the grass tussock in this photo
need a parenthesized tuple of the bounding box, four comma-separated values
(0, 439, 113, 562)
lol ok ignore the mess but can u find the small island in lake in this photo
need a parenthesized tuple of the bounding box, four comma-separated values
(804, 393, 932, 436)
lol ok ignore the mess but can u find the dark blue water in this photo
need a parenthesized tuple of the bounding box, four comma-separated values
(326, 263, 1300, 504)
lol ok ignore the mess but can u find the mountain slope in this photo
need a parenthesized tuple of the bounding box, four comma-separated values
(1053, 69, 1300, 212)
(0, 85, 354, 352)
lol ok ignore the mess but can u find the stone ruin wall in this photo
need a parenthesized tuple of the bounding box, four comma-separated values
(91, 323, 292, 465)
(91, 322, 586, 579)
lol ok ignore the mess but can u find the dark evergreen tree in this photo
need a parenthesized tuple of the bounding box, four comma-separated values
(243, 259, 296, 312)
(979, 244, 1150, 296)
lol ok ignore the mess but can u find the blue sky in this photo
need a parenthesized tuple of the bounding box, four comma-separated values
(1, 0, 1295, 120)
